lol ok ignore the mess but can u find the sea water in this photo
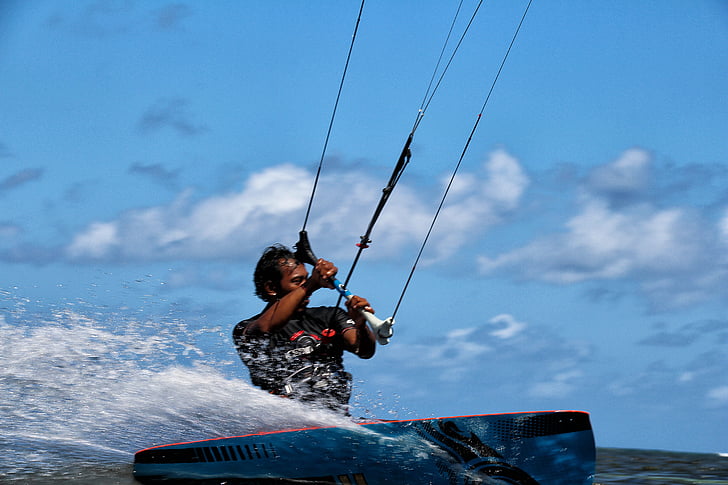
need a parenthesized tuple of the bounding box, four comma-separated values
(1, 291, 727, 484)
(0, 290, 357, 483)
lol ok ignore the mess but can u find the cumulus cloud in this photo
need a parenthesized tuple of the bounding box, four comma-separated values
(478, 148, 728, 309)
(63, 150, 527, 264)
(528, 369, 584, 399)
(69, 222, 119, 259)
(488, 313, 526, 339)
(371, 314, 591, 400)
(426, 149, 529, 260)
(66, 164, 311, 262)
(480, 197, 704, 281)
(355, 148, 528, 262)
(423, 327, 494, 381)
(585, 147, 650, 205)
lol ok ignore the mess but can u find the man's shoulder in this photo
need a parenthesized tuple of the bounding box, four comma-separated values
(232, 315, 260, 339)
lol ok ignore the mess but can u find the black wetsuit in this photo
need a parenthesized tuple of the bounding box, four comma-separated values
(232, 306, 356, 410)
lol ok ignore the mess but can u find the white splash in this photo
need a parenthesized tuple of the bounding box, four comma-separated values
(0, 306, 351, 478)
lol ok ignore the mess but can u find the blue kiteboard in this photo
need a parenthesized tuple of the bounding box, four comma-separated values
(134, 410, 595, 484)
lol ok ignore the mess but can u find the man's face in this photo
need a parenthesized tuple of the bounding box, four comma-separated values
(277, 258, 309, 309)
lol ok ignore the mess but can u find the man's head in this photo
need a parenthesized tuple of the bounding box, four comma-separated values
(253, 244, 307, 303)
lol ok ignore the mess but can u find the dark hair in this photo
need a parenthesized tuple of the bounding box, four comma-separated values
(253, 244, 297, 302)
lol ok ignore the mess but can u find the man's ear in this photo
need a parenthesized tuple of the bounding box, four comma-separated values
(263, 280, 278, 298)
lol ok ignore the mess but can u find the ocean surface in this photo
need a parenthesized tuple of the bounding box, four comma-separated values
(2, 295, 727, 484)
(2, 447, 727, 484)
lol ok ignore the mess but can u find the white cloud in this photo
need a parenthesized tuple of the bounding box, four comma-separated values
(63, 150, 528, 263)
(719, 209, 728, 244)
(528, 369, 584, 398)
(478, 149, 728, 309)
(367, 313, 594, 400)
(677, 372, 694, 383)
(373, 326, 493, 383)
(483, 149, 531, 208)
(435, 327, 493, 364)
(447, 327, 477, 339)
(67, 222, 119, 259)
(586, 147, 650, 198)
(410, 148, 529, 261)
(480, 196, 704, 283)
(706, 386, 728, 408)
(488, 313, 526, 339)
(65, 165, 313, 262)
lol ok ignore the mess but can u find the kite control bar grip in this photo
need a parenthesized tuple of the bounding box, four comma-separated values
(294, 231, 319, 267)
(295, 230, 394, 345)
(332, 277, 394, 346)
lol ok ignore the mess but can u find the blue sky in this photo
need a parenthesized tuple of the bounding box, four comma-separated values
(1, 1, 727, 454)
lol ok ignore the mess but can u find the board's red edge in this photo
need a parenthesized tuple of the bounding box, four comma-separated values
(135, 409, 590, 453)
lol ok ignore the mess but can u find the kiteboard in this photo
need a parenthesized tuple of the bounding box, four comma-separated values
(133, 410, 595, 484)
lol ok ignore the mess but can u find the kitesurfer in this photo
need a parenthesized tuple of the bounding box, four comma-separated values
(233, 244, 376, 412)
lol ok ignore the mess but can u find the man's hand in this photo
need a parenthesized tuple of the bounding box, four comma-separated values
(306, 258, 337, 292)
(343, 295, 377, 358)
(345, 295, 374, 322)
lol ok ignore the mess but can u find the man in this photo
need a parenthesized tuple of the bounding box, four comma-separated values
(233, 244, 377, 412)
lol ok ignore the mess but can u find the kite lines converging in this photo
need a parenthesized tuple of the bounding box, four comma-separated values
(296, 0, 534, 317)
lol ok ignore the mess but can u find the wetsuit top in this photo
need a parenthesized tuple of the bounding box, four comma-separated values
(232, 306, 357, 407)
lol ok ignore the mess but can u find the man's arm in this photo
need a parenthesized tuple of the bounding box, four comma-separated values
(246, 286, 309, 334)
(246, 259, 337, 334)
(341, 295, 377, 359)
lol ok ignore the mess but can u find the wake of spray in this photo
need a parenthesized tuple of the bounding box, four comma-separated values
(0, 291, 355, 479)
